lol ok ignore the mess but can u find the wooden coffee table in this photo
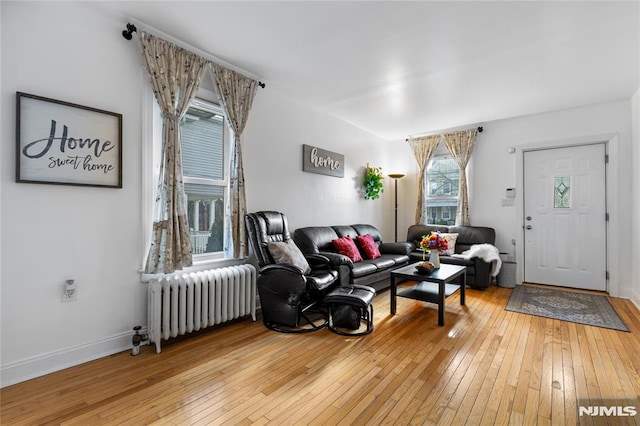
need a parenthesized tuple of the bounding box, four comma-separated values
(390, 262, 467, 326)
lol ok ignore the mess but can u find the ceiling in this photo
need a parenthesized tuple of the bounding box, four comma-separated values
(97, 1, 639, 140)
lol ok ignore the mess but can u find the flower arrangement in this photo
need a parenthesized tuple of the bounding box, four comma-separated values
(419, 232, 449, 253)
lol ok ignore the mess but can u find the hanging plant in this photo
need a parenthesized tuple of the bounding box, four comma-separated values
(363, 165, 384, 200)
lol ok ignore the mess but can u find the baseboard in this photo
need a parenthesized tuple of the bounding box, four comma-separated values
(618, 285, 640, 311)
(1, 330, 135, 388)
(618, 285, 639, 299)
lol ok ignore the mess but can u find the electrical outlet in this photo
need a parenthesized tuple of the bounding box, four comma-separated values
(62, 280, 77, 303)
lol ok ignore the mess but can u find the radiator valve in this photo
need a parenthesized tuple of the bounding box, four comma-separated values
(131, 326, 148, 356)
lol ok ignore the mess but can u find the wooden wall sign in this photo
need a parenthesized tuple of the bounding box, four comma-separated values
(302, 144, 344, 178)
(16, 92, 123, 188)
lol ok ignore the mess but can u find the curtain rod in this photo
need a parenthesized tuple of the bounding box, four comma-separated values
(122, 22, 266, 89)
(405, 125, 483, 142)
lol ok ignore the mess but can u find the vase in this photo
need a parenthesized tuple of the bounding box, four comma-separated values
(429, 250, 440, 268)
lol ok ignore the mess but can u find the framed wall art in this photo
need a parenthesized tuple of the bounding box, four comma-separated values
(16, 92, 123, 188)
(302, 144, 344, 178)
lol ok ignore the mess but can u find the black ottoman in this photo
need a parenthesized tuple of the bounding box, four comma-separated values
(324, 285, 376, 336)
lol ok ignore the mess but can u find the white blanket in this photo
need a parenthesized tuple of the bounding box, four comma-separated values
(451, 243, 502, 277)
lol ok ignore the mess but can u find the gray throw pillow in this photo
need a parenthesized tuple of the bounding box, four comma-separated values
(267, 240, 311, 274)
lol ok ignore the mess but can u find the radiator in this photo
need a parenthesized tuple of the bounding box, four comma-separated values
(148, 264, 257, 353)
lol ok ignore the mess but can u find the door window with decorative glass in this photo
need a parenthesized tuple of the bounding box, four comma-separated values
(425, 155, 459, 225)
(180, 99, 227, 258)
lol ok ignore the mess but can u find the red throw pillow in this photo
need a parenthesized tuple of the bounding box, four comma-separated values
(356, 234, 381, 259)
(332, 235, 363, 262)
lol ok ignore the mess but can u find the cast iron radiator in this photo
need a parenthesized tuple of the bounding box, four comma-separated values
(148, 264, 257, 353)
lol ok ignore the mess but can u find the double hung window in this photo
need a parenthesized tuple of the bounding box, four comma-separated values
(180, 98, 228, 259)
(425, 147, 460, 225)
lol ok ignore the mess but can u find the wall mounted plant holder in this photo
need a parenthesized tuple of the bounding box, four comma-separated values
(363, 164, 384, 200)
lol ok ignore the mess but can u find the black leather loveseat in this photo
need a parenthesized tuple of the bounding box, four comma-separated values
(294, 224, 411, 291)
(405, 224, 497, 288)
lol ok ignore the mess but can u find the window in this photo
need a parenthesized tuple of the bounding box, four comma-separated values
(180, 98, 228, 258)
(425, 150, 459, 225)
(553, 176, 571, 208)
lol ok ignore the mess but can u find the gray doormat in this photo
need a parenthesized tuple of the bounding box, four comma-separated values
(505, 285, 628, 332)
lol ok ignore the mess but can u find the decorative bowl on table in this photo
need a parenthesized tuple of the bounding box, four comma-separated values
(415, 261, 436, 274)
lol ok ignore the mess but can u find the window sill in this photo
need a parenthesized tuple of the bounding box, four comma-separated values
(139, 256, 252, 283)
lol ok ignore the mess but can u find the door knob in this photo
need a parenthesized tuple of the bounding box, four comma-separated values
(526, 225, 532, 230)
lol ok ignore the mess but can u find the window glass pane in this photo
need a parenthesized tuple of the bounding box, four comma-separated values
(554, 176, 571, 208)
(181, 98, 227, 257)
(181, 107, 224, 180)
(425, 154, 459, 225)
(185, 183, 225, 254)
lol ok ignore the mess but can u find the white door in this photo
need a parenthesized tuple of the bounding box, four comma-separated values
(523, 144, 607, 291)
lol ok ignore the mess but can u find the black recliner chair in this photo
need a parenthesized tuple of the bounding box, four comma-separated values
(247, 211, 377, 335)
(245, 211, 340, 332)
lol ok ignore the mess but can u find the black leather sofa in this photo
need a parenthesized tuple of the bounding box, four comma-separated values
(293, 224, 411, 291)
(405, 224, 497, 288)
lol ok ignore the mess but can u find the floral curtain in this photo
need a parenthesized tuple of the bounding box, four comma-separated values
(140, 32, 206, 273)
(442, 128, 478, 226)
(407, 135, 441, 224)
(209, 63, 258, 258)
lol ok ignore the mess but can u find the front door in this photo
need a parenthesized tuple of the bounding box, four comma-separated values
(523, 144, 607, 291)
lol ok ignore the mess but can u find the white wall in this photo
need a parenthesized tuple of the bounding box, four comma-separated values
(0, 1, 4, 388)
(0, 2, 397, 386)
(396, 100, 635, 297)
(243, 89, 395, 234)
(0, 2, 147, 386)
(631, 87, 640, 306)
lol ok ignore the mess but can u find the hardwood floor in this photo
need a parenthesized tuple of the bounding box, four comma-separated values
(2, 283, 640, 425)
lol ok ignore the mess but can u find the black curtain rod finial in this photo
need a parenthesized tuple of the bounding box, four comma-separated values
(477, 126, 483, 133)
(122, 23, 137, 40)
(122, 22, 265, 87)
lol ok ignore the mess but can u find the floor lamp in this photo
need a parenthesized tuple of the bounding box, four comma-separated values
(388, 174, 405, 242)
